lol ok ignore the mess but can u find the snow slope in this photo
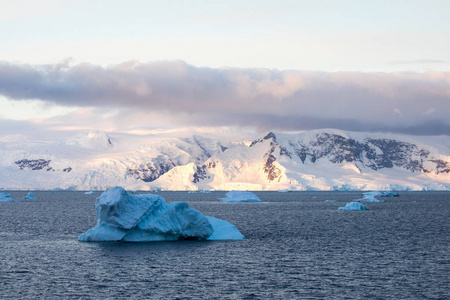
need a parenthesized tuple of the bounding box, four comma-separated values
(0, 129, 449, 191)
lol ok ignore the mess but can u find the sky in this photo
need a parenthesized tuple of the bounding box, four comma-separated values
(0, 0, 449, 136)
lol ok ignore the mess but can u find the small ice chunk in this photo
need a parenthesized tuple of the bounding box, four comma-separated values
(338, 202, 369, 210)
(84, 191, 94, 195)
(219, 191, 261, 202)
(324, 200, 337, 203)
(24, 192, 37, 200)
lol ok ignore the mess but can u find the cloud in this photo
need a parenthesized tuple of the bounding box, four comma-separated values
(391, 59, 447, 65)
(0, 60, 449, 136)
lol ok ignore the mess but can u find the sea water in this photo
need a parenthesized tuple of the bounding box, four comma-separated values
(0, 191, 448, 299)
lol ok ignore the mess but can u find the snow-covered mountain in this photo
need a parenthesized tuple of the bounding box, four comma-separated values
(0, 129, 449, 191)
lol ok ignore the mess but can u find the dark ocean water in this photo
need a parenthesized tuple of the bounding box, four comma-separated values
(0, 191, 449, 299)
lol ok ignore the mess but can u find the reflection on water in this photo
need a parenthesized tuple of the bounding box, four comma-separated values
(0, 191, 449, 299)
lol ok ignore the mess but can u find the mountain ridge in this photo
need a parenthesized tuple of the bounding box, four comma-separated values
(0, 129, 449, 191)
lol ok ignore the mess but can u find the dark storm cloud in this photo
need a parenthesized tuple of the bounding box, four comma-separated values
(1, 60, 449, 135)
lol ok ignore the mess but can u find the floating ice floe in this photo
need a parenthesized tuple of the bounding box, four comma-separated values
(338, 202, 369, 210)
(324, 200, 337, 203)
(78, 186, 244, 242)
(24, 192, 37, 200)
(278, 189, 290, 193)
(84, 191, 95, 195)
(219, 191, 262, 202)
(0, 192, 20, 202)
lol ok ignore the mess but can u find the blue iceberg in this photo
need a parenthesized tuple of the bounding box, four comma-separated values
(219, 191, 261, 202)
(78, 187, 244, 242)
(0, 192, 20, 202)
(24, 192, 37, 200)
(338, 202, 369, 211)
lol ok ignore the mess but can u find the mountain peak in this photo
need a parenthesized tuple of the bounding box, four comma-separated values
(249, 132, 277, 147)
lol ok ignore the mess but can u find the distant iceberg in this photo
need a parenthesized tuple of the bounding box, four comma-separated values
(78, 187, 244, 242)
(338, 202, 369, 211)
(0, 192, 20, 202)
(84, 191, 95, 195)
(355, 191, 385, 203)
(24, 192, 37, 200)
(324, 200, 337, 203)
(219, 191, 261, 202)
(379, 191, 400, 197)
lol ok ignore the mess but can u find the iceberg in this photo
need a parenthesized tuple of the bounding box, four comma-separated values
(24, 192, 37, 200)
(0, 192, 20, 202)
(206, 217, 245, 240)
(338, 202, 369, 211)
(84, 191, 95, 195)
(78, 187, 244, 242)
(379, 191, 400, 197)
(219, 191, 261, 202)
(324, 200, 337, 203)
(355, 191, 385, 203)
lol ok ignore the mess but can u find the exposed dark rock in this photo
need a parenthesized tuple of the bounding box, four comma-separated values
(192, 161, 216, 183)
(265, 153, 281, 181)
(430, 159, 450, 174)
(285, 133, 446, 174)
(126, 161, 176, 182)
(15, 159, 51, 170)
(279, 146, 292, 158)
(250, 132, 277, 147)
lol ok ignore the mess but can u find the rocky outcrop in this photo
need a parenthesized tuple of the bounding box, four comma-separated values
(251, 133, 285, 181)
(15, 159, 72, 172)
(15, 159, 51, 170)
(126, 161, 176, 182)
(286, 132, 447, 174)
(192, 161, 216, 183)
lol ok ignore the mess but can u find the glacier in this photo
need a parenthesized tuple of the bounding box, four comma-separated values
(338, 202, 369, 211)
(78, 187, 244, 242)
(219, 191, 262, 202)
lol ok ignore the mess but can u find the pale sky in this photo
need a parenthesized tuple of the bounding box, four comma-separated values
(2, 0, 449, 71)
(0, 0, 449, 135)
